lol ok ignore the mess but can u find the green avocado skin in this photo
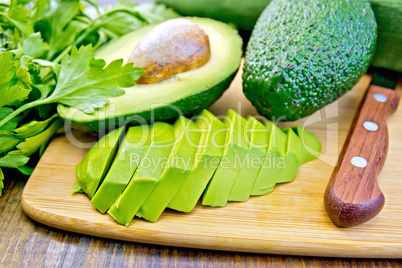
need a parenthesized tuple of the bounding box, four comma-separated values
(63, 71, 237, 133)
(243, 0, 377, 121)
(155, 0, 271, 30)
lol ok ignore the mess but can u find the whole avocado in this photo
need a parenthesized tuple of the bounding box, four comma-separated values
(243, 0, 377, 121)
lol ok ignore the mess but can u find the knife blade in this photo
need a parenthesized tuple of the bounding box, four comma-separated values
(324, 67, 400, 228)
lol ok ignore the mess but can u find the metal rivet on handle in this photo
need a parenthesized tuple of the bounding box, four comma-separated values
(363, 121, 379, 132)
(351, 156, 368, 168)
(374, 94, 387, 102)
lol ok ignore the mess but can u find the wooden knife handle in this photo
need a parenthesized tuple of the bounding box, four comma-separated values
(324, 85, 400, 227)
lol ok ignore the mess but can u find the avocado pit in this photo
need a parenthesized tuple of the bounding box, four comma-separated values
(128, 18, 211, 84)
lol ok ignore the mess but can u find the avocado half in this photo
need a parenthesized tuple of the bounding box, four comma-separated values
(58, 17, 242, 133)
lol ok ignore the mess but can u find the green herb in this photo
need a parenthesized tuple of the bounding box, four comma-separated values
(0, 152, 29, 168)
(0, 52, 31, 108)
(13, 113, 58, 139)
(0, 0, 179, 196)
(0, 45, 144, 126)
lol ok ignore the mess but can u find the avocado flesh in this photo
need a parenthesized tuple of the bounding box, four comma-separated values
(168, 110, 226, 212)
(137, 116, 202, 222)
(250, 121, 287, 196)
(243, 0, 377, 121)
(75, 127, 124, 198)
(202, 109, 248, 207)
(228, 116, 268, 201)
(291, 126, 321, 164)
(58, 17, 243, 133)
(108, 122, 175, 226)
(91, 125, 151, 213)
(275, 128, 302, 184)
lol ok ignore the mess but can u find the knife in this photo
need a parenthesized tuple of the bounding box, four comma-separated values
(324, 67, 400, 228)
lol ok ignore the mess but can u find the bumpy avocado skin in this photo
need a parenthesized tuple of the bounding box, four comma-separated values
(243, 0, 377, 121)
(64, 72, 237, 133)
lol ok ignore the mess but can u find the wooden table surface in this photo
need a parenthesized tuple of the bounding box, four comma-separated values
(1, 0, 401, 264)
(0, 173, 400, 267)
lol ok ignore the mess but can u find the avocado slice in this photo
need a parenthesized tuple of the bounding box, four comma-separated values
(228, 116, 268, 201)
(137, 116, 202, 222)
(291, 126, 321, 164)
(91, 125, 151, 213)
(250, 121, 287, 196)
(167, 110, 226, 212)
(275, 128, 302, 184)
(58, 17, 243, 133)
(243, 0, 376, 121)
(75, 127, 125, 198)
(202, 109, 248, 207)
(107, 122, 175, 225)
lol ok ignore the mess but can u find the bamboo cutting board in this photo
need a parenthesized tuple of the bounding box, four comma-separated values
(21, 70, 402, 258)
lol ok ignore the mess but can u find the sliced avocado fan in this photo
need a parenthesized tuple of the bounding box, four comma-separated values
(74, 110, 322, 224)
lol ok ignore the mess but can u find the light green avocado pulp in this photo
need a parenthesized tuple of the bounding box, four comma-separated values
(58, 17, 242, 129)
(75, 127, 124, 198)
(250, 121, 287, 196)
(90, 125, 152, 213)
(202, 109, 249, 207)
(228, 116, 269, 202)
(275, 128, 302, 184)
(137, 116, 202, 222)
(291, 126, 321, 164)
(108, 122, 176, 225)
(168, 110, 226, 212)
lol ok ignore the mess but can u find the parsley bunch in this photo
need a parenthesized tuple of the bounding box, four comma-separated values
(0, 0, 179, 196)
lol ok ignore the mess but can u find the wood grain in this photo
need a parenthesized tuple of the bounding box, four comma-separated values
(19, 69, 402, 259)
(325, 85, 400, 227)
(2, 181, 402, 267)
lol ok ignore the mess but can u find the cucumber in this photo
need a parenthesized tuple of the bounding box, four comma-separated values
(370, 0, 402, 72)
(155, 0, 271, 30)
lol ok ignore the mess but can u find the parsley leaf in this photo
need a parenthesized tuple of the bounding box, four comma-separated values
(0, 85, 31, 108)
(0, 152, 29, 168)
(13, 113, 58, 138)
(0, 0, 177, 192)
(0, 107, 21, 130)
(15, 118, 62, 156)
(48, 45, 144, 113)
(134, 3, 180, 24)
(13, 32, 49, 59)
(0, 52, 31, 108)
(35, 0, 83, 60)
(0, 52, 18, 84)
(0, 132, 21, 154)
(4, 1, 33, 36)
(0, 45, 144, 127)
(17, 165, 34, 176)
